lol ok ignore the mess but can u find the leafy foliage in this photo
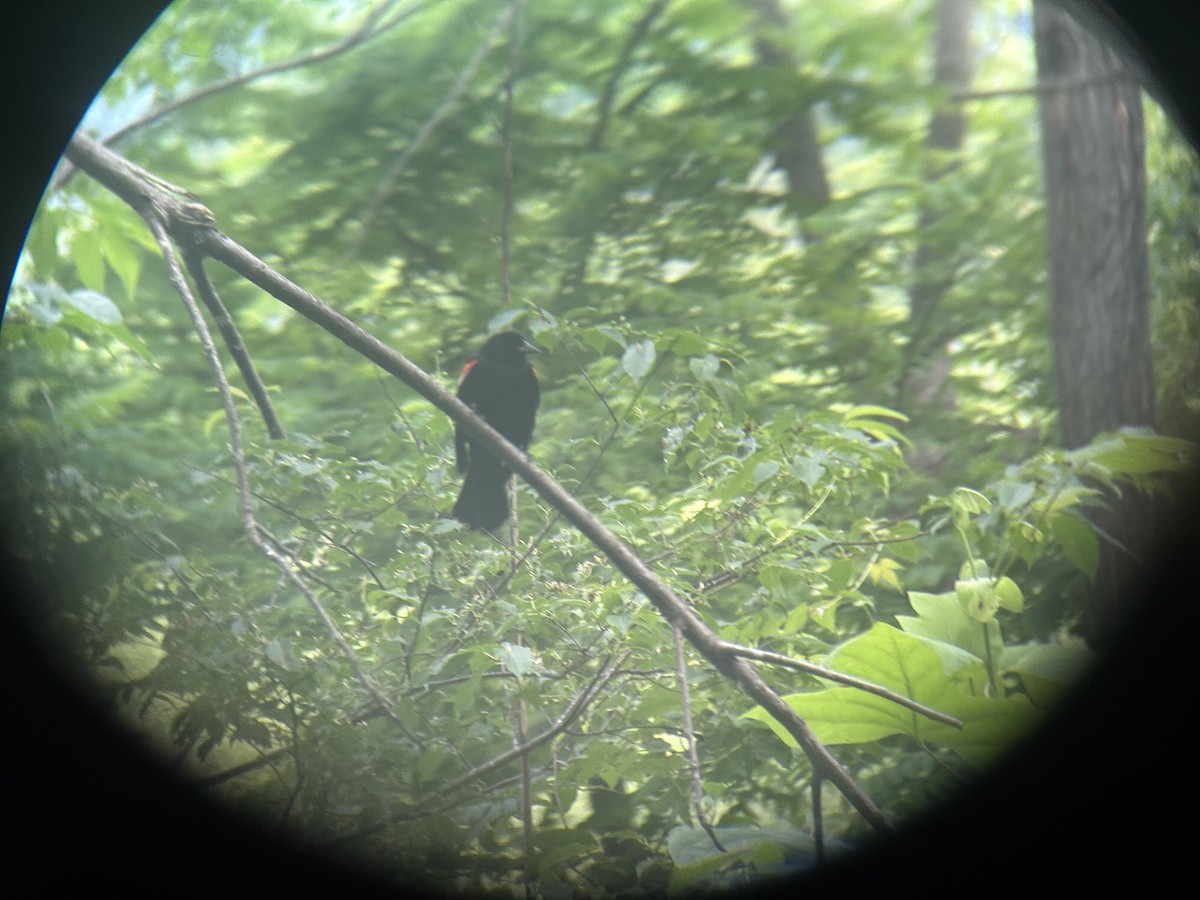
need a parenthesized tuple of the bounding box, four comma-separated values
(2, 0, 1197, 894)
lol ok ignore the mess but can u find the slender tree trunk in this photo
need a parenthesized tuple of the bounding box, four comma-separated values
(898, 0, 975, 469)
(1033, 1, 1156, 648)
(743, 0, 832, 225)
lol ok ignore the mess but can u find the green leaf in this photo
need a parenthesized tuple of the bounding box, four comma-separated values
(951, 487, 992, 517)
(994, 577, 1023, 613)
(998, 643, 1094, 705)
(996, 479, 1035, 511)
(99, 225, 142, 302)
(842, 404, 911, 446)
(898, 590, 989, 669)
(789, 455, 825, 488)
(748, 623, 1044, 766)
(264, 638, 290, 668)
(1049, 512, 1099, 577)
(1067, 429, 1197, 476)
(496, 641, 533, 677)
(26, 212, 60, 276)
(21, 281, 66, 326)
(841, 404, 909, 424)
(107, 322, 156, 363)
(621, 338, 656, 379)
(73, 228, 107, 292)
(64, 289, 122, 324)
(956, 576, 998, 623)
(752, 460, 780, 486)
(689, 354, 720, 382)
(663, 328, 707, 356)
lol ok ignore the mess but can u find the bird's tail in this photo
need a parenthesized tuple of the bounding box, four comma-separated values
(453, 458, 511, 531)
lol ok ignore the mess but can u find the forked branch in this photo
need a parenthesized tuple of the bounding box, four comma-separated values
(64, 131, 895, 835)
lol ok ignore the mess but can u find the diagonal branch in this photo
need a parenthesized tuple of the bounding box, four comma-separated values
(181, 249, 286, 439)
(64, 130, 893, 835)
(332, 651, 630, 844)
(723, 642, 963, 728)
(118, 148, 419, 749)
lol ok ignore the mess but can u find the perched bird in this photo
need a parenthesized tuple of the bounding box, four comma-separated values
(452, 331, 540, 530)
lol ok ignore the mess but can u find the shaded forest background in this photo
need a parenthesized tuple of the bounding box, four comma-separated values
(2, 0, 1199, 895)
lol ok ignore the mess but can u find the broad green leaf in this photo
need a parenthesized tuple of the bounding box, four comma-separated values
(748, 624, 1043, 766)
(689, 353, 720, 382)
(996, 479, 1035, 511)
(663, 329, 707, 356)
(497, 641, 533, 677)
(994, 577, 1024, 613)
(264, 639, 290, 668)
(789, 455, 825, 487)
(841, 404, 909, 424)
(900, 590, 996, 668)
(1000, 642, 1095, 706)
(1049, 512, 1099, 577)
(752, 459, 780, 486)
(73, 229, 107, 292)
(951, 487, 992, 516)
(107, 322, 156, 363)
(65, 289, 121, 325)
(622, 338, 656, 379)
(21, 281, 66, 326)
(1067, 430, 1197, 476)
(99, 225, 142, 302)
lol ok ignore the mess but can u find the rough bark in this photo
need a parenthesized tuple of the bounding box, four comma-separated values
(1034, 1, 1156, 648)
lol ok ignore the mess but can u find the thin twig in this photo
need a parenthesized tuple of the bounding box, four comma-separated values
(589, 0, 671, 151)
(333, 652, 629, 843)
(812, 770, 825, 865)
(721, 642, 962, 729)
(674, 623, 726, 853)
(185, 462, 388, 591)
(181, 248, 286, 438)
(52, 1, 426, 191)
(66, 131, 895, 834)
(340, 5, 515, 263)
(138, 195, 420, 749)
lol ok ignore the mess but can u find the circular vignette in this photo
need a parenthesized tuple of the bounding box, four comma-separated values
(2, 1, 1199, 895)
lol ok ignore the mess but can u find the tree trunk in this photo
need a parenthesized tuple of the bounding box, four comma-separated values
(743, 0, 832, 224)
(1033, 0, 1156, 648)
(898, 0, 975, 470)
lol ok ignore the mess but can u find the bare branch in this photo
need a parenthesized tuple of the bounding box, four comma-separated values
(332, 652, 630, 844)
(181, 249, 286, 439)
(65, 130, 894, 834)
(722, 642, 964, 728)
(673, 623, 726, 853)
(589, 0, 670, 151)
(103, 140, 419, 748)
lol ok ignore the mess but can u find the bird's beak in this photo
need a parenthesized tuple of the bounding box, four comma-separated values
(520, 337, 540, 355)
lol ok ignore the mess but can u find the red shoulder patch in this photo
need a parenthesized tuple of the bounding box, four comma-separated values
(458, 357, 479, 385)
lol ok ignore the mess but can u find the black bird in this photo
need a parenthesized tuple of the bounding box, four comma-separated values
(452, 331, 540, 530)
